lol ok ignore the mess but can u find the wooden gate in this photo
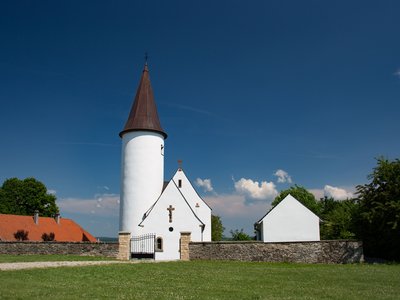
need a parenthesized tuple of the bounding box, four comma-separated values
(130, 233, 156, 259)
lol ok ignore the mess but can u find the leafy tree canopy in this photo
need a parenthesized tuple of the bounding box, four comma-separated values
(230, 229, 252, 241)
(272, 185, 320, 215)
(319, 197, 358, 240)
(355, 157, 400, 260)
(0, 177, 59, 217)
(211, 215, 225, 241)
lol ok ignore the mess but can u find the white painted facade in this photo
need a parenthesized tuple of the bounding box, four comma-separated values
(138, 169, 211, 260)
(171, 169, 212, 242)
(119, 65, 211, 260)
(119, 131, 212, 260)
(256, 194, 320, 242)
(120, 131, 165, 236)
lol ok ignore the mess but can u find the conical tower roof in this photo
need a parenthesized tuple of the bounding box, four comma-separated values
(119, 64, 167, 138)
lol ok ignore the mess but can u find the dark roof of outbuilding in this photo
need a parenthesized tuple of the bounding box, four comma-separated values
(119, 64, 167, 138)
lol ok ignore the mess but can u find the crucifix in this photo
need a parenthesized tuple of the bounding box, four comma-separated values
(167, 205, 175, 223)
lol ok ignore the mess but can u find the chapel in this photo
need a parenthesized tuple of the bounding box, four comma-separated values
(119, 63, 211, 260)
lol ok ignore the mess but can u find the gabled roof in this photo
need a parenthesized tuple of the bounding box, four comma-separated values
(256, 194, 320, 224)
(139, 178, 205, 228)
(0, 214, 96, 242)
(119, 64, 167, 139)
(172, 168, 212, 210)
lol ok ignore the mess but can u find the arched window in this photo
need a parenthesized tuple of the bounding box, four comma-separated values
(156, 237, 163, 252)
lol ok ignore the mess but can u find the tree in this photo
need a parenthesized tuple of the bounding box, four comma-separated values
(272, 185, 320, 215)
(211, 215, 225, 241)
(230, 229, 252, 241)
(319, 197, 358, 240)
(355, 157, 400, 260)
(0, 178, 59, 217)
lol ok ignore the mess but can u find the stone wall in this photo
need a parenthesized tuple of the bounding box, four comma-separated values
(1, 240, 363, 263)
(189, 240, 363, 264)
(0, 242, 118, 257)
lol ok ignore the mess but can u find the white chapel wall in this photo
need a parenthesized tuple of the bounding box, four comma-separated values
(171, 169, 212, 242)
(140, 181, 204, 260)
(261, 195, 320, 242)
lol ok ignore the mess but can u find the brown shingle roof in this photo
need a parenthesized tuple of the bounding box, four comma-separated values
(0, 214, 97, 242)
(119, 64, 167, 138)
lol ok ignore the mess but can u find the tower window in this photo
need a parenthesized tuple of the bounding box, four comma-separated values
(178, 179, 182, 188)
(155, 237, 163, 252)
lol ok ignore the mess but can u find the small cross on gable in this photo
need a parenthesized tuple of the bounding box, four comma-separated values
(167, 205, 175, 223)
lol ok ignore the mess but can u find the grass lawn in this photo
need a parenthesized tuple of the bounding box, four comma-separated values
(0, 254, 115, 263)
(0, 259, 399, 299)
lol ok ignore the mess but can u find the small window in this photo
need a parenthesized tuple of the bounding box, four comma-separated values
(156, 237, 163, 252)
(178, 179, 182, 188)
(169, 227, 174, 232)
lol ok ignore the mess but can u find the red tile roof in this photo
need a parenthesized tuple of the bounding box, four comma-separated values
(119, 63, 167, 139)
(0, 214, 97, 242)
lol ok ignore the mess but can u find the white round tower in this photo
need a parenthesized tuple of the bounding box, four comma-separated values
(119, 64, 167, 235)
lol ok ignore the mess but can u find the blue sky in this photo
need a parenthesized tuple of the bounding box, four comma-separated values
(1, 1, 399, 237)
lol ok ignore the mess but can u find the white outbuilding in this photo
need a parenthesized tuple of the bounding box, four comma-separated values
(255, 194, 320, 242)
(119, 63, 211, 260)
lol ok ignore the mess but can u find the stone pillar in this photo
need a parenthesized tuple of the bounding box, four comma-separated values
(117, 231, 131, 261)
(180, 231, 191, 261)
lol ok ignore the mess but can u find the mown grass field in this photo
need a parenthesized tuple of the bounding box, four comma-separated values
(0, 254, 115, 263)
(0, 256, 399, 299)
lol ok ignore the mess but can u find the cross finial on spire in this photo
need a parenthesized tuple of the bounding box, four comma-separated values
(144, 51, 149, 65)
(178, 160, 183, 170)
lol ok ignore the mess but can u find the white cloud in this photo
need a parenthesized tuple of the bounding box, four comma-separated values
(394, 69, 400, 78)
(308, 189, 324, 200)
(47, 189, 57, 195)
(204, 193, 273, 236)
(324, 185, 353, 200)
(234, 178, 278, 200)
(58, 194, 120, 216)
(274, 169, 292, 183)
(200, 176, 279, 234)
(205, 194, 269, 217)
(195, 178, 214, 192)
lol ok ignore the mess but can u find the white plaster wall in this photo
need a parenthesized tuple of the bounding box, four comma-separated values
(261, 194, 320, 242)
(171, 169, 212, 242)
(120, 131, 164, 235)
(140, 181, 204, 260)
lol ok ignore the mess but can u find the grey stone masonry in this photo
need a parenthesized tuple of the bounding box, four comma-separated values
(189, 240, 363, 264)
(0, 241, 118, 257)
